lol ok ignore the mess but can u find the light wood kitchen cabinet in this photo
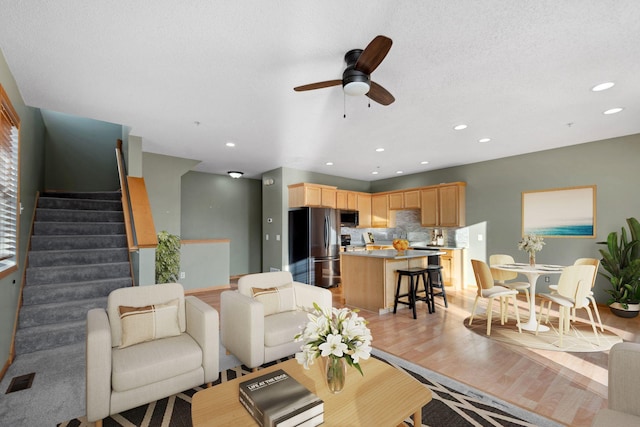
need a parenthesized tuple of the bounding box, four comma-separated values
(420, 187, 439, 226)
(336, 190, 357, 210)
(388, 192, 404, 210)
(403, 190, 421, 209)
(371, 194, 391, 228)
(288, 183, 337, 208)
(356, 192, 372, 228)
(388, 189, 420, 210)
(420, 183, 466, 227)
(438, 183, 466, 227)
(440, 248, 463, 288)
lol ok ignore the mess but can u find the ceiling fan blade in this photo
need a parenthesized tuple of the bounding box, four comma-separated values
(355, 35, 392, 75)
(294, 80, 342, 92)
(367, 81, 395, 106)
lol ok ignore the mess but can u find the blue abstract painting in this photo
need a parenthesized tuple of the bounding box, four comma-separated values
(522, 186, 596, 238)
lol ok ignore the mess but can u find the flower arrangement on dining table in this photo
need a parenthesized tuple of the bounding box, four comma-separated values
(294, 303, 372, 376)
(518, 234, 545, 265)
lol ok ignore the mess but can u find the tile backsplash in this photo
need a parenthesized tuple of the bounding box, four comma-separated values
(341, 209, 469, 247)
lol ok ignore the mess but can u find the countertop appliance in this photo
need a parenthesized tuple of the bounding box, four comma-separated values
(341, 234, 351, 246)
(289, 207, 340, 288)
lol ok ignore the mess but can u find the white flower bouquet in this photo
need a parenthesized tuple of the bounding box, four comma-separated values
(294, 303, 372, 376)
(518, 234, 545, 255)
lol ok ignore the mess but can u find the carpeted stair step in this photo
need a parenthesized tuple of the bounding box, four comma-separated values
(41, 191, 121, 201)
(35, 208, 124, 223)
(18, 297, 107, 328)
(26, 262, 130, 286)
(33, 221, 125, 236)
(14, 320, 86, 355)
(22, 277, 132, 305)
(28, 248, 129, 268)
(30, 234, 127, 251)
(37, 196, 122, 212)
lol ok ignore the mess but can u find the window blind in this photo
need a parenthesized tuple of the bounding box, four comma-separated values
(0, 85, 20, 263)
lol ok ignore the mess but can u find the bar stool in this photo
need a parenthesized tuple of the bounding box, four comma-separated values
(393, 267, 433, 319)
(427, 264, 448, 310)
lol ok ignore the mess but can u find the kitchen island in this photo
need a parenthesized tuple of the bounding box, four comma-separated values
(340, 249, 444, 314)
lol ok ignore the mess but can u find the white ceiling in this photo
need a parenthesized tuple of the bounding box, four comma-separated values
(2, 1, 640, 181)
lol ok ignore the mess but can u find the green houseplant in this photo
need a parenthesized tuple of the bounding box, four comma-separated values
(598, 217, 640, 317)
(155, 231, 181, 283)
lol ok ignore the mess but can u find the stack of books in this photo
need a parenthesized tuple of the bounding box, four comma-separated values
(239, 369, 324, 427)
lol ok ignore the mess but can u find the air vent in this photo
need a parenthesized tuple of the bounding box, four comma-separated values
(5, 373, 35, 394)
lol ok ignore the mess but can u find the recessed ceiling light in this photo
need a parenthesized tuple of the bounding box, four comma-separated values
(325, 162, 334, 166)
(592, 82, 615, 92)
(603, 107, 623, 115)
(478, 138, 491, 143)
(371, 171, 379, 175)
(375, 148, 385, 152)
(396, 170, 403, 174)
(420, 161, 429, 165)
(225, 142, 236, 147)
(453, 124, 468, 131)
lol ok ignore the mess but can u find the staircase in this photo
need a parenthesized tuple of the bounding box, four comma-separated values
(15, 191, 132, 355)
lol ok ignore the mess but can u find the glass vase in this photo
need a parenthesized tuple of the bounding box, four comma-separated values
(529, 253, 536, 267)
(323, 356, 347, 394)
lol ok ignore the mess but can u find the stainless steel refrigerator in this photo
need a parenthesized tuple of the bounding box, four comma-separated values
(288, 207, 340, 288)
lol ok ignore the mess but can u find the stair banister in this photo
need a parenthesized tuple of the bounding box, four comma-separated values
(115, 140, 158, 250)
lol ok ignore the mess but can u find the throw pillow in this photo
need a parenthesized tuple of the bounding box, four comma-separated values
(118, 298, 181, 348)
(251, 283, 296, 316)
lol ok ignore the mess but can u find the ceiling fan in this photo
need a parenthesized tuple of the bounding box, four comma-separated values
(294, 35, 395, 106)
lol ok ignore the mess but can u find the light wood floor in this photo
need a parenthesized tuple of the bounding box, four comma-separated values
(191, 284, 640, 426)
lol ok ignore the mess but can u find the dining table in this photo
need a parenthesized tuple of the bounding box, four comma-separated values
(492, 263, 565, 332)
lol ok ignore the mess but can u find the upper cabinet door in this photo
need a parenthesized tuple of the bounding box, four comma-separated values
(439, 183, 466, 227)
(420, 187, 438, 226)
(388, 192, 404, 210)
(371, 194, 389, 228)
(356, 193, 372, 228)
(403, 190, 421, 209)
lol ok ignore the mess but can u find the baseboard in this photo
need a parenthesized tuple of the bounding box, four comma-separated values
(0, 356, 11, 383)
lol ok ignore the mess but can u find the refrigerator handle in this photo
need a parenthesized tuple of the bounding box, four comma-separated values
(324, 215, 329, 250)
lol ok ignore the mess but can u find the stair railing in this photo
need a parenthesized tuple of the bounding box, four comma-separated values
(116, 140, 158, 251)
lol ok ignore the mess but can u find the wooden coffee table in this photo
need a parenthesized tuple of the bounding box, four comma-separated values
(192, 357, 432, 426)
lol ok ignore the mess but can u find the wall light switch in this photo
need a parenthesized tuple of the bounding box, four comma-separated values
(276, 234, 280, 241)
(180, 272, 186, 279)
(265, 234, 269, 241)
(478, 234, 483, 241)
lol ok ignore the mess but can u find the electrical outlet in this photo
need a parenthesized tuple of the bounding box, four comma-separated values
(180, 271, 186, 279)
(544, 276, 550, 283)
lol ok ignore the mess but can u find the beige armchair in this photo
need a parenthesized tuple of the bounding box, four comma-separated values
(221, 271, 332, 369)
(592, 342, 640, 426)
(86, 283, 219, 426)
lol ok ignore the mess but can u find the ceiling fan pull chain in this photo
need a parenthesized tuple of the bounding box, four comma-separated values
(344, 93, 347, 118)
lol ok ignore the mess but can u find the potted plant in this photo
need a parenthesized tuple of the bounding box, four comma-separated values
(155, 231, 181, 283)
(598, 217, 640, 318)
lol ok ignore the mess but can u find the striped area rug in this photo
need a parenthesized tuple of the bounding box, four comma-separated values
(58, 351, 560, 427)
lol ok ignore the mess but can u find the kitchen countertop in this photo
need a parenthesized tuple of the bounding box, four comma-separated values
(341, 249, 445, 260)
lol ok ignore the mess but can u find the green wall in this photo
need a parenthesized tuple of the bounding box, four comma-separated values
(370, 135, 640, 302)
(0, 51, 45, 366)
(42, 110, 121, 191)
(181, 171, 262, 275)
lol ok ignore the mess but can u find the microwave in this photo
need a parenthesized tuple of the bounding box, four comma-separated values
(340, 210, 359, 227)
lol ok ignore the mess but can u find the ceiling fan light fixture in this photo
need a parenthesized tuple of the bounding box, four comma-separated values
(343, 81, 370, 96)
(227, 171, 244, 178)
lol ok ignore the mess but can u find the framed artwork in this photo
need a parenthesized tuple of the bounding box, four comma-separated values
(522, 185, 596, 238)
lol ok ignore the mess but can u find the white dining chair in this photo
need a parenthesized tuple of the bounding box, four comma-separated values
(536, 264, 600, 347)
(489, 254, 531, 308)
(470, 259, 522, 336)
(547, 258, 603, 332)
